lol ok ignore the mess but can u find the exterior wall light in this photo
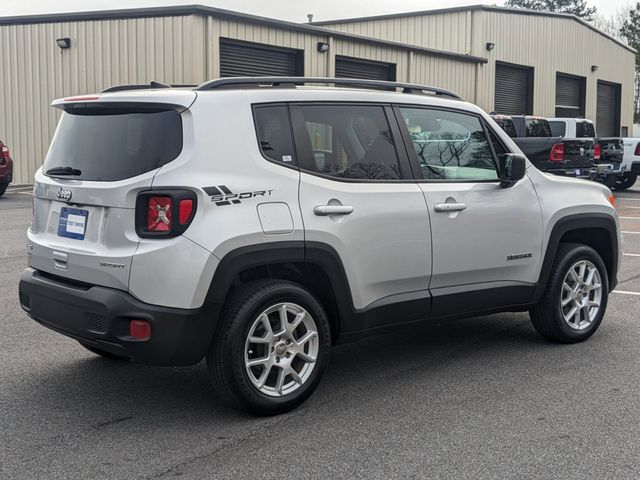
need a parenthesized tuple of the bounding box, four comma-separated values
(486, 42, 495, 51)
(317, 42, 329, 53)
(591, 65, 599, 72)
(56, 38, 71, 49)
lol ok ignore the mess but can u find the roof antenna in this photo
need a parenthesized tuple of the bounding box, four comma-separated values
(307, 13, 314, 23)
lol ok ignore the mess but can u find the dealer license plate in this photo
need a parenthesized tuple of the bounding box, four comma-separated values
(57, 207, 89, 240)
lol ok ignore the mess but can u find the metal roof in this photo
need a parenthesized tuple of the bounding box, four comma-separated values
(312, 4, 636, 54)
(0, 4, 488, 64)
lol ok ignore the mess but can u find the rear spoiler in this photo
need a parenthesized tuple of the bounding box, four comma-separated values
(52, 89, 197, 112)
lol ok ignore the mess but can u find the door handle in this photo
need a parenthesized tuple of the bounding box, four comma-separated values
(434, 202, 466, 212)
(314, 205, 354, 216)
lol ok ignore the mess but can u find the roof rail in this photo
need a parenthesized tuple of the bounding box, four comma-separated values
(101, 81, 196, 93)
(194, 77, 462, 99)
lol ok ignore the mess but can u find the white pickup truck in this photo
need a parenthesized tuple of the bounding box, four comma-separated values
(619, 138, 640, 190)
(548, 118, 624, 189)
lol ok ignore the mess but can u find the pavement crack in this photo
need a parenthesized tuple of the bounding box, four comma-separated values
(92, 415, 133, 430)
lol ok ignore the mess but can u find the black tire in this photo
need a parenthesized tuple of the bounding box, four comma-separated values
(0, 183, 7, 197)
(530, 243, 609, 343)
(207, 279, 331, 415)
(615, 173, 637, 191)
(79, 341, 130, 361)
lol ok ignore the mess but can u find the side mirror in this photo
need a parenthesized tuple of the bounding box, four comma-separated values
(498, 153, 527, 188)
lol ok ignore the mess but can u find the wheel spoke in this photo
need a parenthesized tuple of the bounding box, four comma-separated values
(290, 312, 306, 331)
(589, 300, 600, 308)
(295, 330, 317, 347)
(274, 367, 285, 395)
(561, 293, 573, 307)
(295, 350, 317, 364)
(248, 335, 270, 344)
(568, 269, 579, 285)
(276, 305, 288, 336)
(585, 267, 596, 286)
(247, 356, 270, 368)
(259, 314, 273, 337)
(289, 368, 303, 385)
(256, 365, 271, 388)
(582, 305, 591, 323)
(565, 306, 578, 323)
(578, 263, 586, 282)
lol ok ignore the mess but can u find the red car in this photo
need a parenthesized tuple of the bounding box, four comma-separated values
(0, 140, 13, 197)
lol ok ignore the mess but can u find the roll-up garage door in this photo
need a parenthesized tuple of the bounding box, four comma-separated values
(335, 56, 396, 81)
(494, 63, 533, 115)
(555, 74, 585, 118)
(596, 81, 621, 137)
(220, 38, 303, 77)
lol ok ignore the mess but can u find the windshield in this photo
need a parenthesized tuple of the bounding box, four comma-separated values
(44, 109, 183, 181)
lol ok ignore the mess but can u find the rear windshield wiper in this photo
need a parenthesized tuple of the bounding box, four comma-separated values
(45, 166, 82, 176)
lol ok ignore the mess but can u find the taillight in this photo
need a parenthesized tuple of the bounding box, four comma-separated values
(550, 143, 565, 162)
(0, 144, 9, 165)
(635, 142, 640, 156)
(179, 199, 194, 225)
(136, 190, 197, 238)
(594, 144, 601, 161)
(147, 196, 172, 232)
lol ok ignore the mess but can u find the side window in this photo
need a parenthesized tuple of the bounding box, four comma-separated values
(298, 105, 402, 180)
(253, 105, 296, 165)
(399, 107, 499, 181)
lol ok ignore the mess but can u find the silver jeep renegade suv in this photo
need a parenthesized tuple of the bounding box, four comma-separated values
(19, 77, 621, 415)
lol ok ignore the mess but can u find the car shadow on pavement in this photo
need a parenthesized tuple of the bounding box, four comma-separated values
(6, 312, 549, 425)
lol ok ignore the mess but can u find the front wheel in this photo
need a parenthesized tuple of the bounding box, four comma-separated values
(207, 280, 331, 415)
(615, 173, 637, 191)
(0, 183, 7, 197)
(530, 243, 609, 343)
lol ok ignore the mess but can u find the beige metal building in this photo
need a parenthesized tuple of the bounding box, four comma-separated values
(316, 5, 637, 136)
(0, 4, 635, 185)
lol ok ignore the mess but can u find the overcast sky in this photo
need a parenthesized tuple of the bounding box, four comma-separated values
(0, 0, 635, 22)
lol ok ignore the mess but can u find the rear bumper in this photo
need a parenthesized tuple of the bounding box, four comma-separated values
(19, 268, 217, 366)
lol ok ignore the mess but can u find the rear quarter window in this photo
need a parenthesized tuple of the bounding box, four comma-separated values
(44, 109, 183, 181)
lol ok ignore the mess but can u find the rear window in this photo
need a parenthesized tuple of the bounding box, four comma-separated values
(576, 121, 596, 138)
(44, 109, 183, 181)
(495, 118, 517, 138)
(525, 118, 552, 137)
(548, 121, 566, 137)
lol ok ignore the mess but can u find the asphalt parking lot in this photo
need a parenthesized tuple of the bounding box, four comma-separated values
(2, 185, 640, 480)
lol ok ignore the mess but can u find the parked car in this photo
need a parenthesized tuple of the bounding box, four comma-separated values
(0, 140, 13, 197)
(19, 77, 620, 415)
(548, 117, 623, 188)
(491, 114, 596, 179)
(617, 138, 640, 190)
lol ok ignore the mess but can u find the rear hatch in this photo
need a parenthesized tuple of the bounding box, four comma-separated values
(28, 90, 195, 290)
